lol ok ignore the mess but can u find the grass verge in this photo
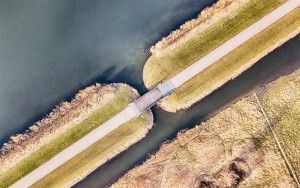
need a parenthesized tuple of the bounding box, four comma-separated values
(32, 111, 152, 188)
(143, 0, 299, 112)
(114, 69, 300, 188)
(161, 7, 300, 112)
(0, 85, 152, 187)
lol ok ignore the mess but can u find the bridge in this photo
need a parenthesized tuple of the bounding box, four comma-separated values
(10, 1, 300, 187)
(133, 81, 176, 113)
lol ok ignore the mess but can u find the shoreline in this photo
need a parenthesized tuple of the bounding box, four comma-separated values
(0, 83, 124, 172)
(149, 0, 250, 57)
(143, 0, 299, 112)
(114, 67, 300, 188)
(159, 26, 300, 112)
(0, 83, 153, 187)
(143, 0, 260, 89)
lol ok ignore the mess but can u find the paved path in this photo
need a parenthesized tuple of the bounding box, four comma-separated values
(169, 0, 300, 87)
(10, 106, 141, 188)
(11, 1, 299, 187)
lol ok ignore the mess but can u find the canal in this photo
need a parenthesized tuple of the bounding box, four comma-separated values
(0, 0, 299, 187)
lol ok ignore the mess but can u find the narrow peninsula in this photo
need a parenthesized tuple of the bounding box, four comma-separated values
(143, 0, 300, 112)
(0, 83, 153, 188)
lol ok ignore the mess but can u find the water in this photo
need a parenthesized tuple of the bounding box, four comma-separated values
(0, 0, 299, 187)
(76, 36, 300, 187)
(0, 0, 215, 143)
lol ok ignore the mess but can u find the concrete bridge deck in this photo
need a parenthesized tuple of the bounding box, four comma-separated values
(133, 81, 176, 112)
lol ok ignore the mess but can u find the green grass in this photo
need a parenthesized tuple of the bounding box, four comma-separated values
(144, 0, 286, 87)
(162, 7, 300, 111)
(143, 0, 293, 111)
(32, 112, 151, 188)
(0, 86, 140, 188)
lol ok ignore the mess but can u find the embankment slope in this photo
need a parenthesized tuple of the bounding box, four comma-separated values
(143, 0, 300, 112)
(114, 68, 300, 188)
(0, 83, 153, 187)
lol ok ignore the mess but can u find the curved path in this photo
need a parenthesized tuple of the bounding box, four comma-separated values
(11, 0, 299, 187)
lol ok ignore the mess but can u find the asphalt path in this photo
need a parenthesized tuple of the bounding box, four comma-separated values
(11, 0, 299, 187)
(169, 0, 300, 87)
(10, 105, 141, 188)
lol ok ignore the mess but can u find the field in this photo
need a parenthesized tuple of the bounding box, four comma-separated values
(0, 85, 153, 187)
(259, 71, 300, 183)
(143, 0, 300, 112)
(114, 68, 300, 188)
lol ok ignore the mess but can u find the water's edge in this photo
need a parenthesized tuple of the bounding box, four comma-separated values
(75, 21, 300, 188)
(0, 1, 298, 187)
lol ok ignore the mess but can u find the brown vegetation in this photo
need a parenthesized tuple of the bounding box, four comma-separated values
(143, 0, 299, 112)
(150, 0, 250, 56)
(0, 83, 135, 173)
(114, 69, 300, 187)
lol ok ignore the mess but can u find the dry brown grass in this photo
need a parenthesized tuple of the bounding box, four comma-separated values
(114, 69, 300, 188)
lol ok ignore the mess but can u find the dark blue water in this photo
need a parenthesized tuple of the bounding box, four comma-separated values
(0, 0, 299, 187)
(0, 0, 215, 143)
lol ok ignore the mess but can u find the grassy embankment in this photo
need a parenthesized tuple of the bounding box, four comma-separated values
(32, 112, 152, 188)
(144, 0, 300, 112)
(114, 68, 300, 188)
(0, 85, 153, 188)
